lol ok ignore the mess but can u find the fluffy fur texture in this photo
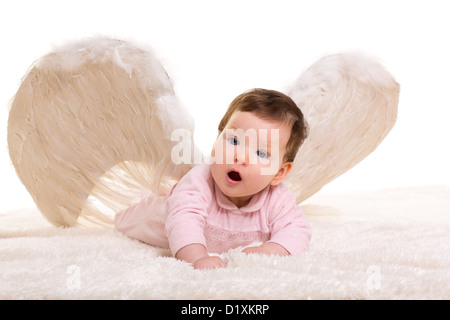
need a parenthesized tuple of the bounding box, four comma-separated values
(7, 37, 399, 227)
(1, 187, 448, 299)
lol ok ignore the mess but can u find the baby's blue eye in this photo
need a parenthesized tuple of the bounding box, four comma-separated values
(228, 136, 240, 146)
(256, 150, 269, 159)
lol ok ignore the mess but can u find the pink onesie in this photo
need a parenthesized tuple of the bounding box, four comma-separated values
(114, 163, 311, 256)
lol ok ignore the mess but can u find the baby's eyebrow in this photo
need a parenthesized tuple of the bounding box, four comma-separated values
(224, 126, 237, 134)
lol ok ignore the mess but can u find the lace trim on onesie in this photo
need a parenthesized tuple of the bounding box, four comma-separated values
(204, 223, 270, 254)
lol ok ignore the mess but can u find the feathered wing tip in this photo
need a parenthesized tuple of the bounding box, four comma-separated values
(7, 37, 196, 227)
(285, 53, 400, 203)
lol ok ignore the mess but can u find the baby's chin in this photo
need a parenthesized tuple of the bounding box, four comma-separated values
(220, 185, 253, 198)
(210, 163, 273, 199)
(217, 178, 268, 200)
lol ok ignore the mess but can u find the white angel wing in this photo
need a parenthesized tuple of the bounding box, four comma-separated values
(8, 37, 195, 227)
(285, 53, 400, 203)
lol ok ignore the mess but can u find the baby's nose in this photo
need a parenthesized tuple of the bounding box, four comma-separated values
(235, 146, 249, 166)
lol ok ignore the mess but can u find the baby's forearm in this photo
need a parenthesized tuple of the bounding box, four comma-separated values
(175, 243, 209, 263)
(242, 242, 290, 256)
(261, 242, 290, 255)
(175, 243, 227, 270)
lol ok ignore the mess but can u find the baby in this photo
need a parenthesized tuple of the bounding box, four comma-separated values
(115, 88, 312, 270)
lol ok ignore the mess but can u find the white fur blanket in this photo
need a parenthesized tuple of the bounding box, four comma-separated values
(1, 186, 449, 300)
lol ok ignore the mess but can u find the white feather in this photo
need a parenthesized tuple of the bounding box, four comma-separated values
(285, 52, 400, 203)
(8, 37, 194, 226)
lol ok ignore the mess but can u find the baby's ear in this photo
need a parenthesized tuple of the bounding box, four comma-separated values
(270, 162, 293, 186)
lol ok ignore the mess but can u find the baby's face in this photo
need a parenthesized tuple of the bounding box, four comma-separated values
(210, 111, 292, 208)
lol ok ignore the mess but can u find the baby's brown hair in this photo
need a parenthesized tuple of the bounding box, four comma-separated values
(218, 88, 309, 163)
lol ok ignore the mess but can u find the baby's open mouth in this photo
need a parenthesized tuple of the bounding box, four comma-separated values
(227, 171, 242, 182)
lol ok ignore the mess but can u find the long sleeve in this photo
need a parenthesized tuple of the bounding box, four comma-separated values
(165, 164, 214, 256)
(266, 184, 312, 255)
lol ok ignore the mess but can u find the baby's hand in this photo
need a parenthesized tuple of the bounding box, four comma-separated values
(193, 256, 227, 270)
(176, 244, 226, 270)
(242, 242, 289, 256)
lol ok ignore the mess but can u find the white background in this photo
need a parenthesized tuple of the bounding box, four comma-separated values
(1, 0, 449, 211)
